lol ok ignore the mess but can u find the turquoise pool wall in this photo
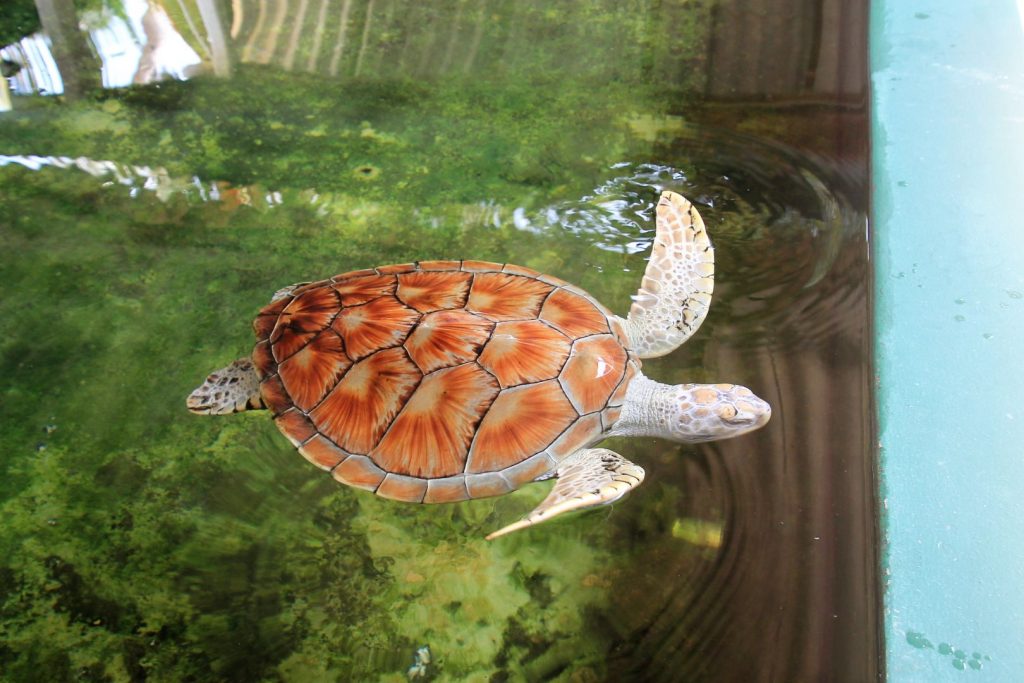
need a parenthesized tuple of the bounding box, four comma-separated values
(872, 1, 1024, 678)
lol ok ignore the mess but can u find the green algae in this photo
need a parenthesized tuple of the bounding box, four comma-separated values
(0, 171, 657, 679)
(0, 152, 805, 682)
(0, 150, 784, 680)
(0, 0, 41, 45)
(0, 2, 738, 678)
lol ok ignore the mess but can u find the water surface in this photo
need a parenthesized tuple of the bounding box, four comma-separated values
(0, 1, 877, 680)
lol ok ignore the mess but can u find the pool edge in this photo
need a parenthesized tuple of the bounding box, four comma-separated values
(871, 1, 1024, 679)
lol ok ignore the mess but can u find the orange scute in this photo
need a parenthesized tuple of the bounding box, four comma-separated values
(371, 364, 499, 478)
(310, 347, 421, 454)
(396, 270, 472, 312)
(271, 325, 317, 363)
(461, 260, 504, 272)
(424, 477, 471, 503)
(403, 310, 493, 373)
(609, 360, 639, 407)
(540, 288, 609, 338)
(466, 273, 553, 321)
(548, 412, 602, 459)
(478, 320, 570, 387)
(259, 375, 291, 414)
(255, 295, 293, 339)
(467, 380, 576, 473)
(609, 316, 629, 346)
(376, 474, 428, 502)
(252, 340, 275, 378)
(465, 472, 513, 499)
(281, 286, 340, 332)
(253, 314, 278, 339)
(290, 280, 330, 297)
(559, 335, 628, 414)
(418, 259, 462, 271)
(257, 295, 292, 319)
(278, 330, 351, 411)
(331, 455, 386, 491)
(502, 452, 557, 488)
(274, 409, 318, 447)
(331, 274, 396, 306)
(376, 263, 418, 275)
(332, 296, 419, 359)
(298, 434, 349, 470)
(601, 405, 623, 431)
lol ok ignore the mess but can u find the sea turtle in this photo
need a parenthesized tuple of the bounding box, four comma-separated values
(187, 191, 771, 539)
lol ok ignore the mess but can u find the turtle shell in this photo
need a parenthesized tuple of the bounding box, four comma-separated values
(251, 260, 641, 504)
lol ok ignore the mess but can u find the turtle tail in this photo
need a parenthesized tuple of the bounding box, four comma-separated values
(186, 358, 265, 415)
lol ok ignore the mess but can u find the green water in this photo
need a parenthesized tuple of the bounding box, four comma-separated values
(0, 1, 878, 681)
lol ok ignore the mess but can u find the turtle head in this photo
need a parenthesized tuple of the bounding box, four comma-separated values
(612, 375, 771, 443)
(668, 383, 771, 443)
(186, 358, 265, 416)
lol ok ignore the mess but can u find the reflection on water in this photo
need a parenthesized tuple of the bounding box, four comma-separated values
(3, 0, 215, 97)
(0, 1, 876, 681)
(132, 2, 203, 84)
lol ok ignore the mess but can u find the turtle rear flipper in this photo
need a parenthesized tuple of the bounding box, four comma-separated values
(186, 358, 265, 415)
(485, 448, 645, 540)
(271, 281, 311, 302)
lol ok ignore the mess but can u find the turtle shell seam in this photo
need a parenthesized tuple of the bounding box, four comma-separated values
(293, 349, 357, 417)
(269, 326, 315, 364)
(536, 284, 561, 312)
(360, 346, 424, 458)
(275, 329, 353, 413)
(460, 379, 579, 475)
(366, 360, 501, 478)
(465, 271, 554, 322)
(267, 295, 349, 364)
(395, 269, 474, 312)
(330, 294, 414, 352)
(606, 355, 638, 399)
(330, 294, 419, 360)
(474, 362, 501, 387)
(371, 359, 486, 450)
(389, 292, 440, 359)
(534, 316, 572, 337)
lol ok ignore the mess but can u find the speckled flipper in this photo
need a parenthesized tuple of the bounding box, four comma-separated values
(485, 448, 645, 540)
(186, 358, 265, 415)
(621, 191, 714, 359)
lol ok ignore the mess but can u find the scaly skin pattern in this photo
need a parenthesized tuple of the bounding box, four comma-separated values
(485, 448, 645, 540)
(621, 191, 714, 359)
(610, 374, 771, 443)
(186, 358, 264, 415)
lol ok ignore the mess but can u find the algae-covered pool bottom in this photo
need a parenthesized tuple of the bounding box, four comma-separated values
(0, 66, 876, 680)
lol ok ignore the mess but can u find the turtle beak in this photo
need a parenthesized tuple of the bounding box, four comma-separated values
(719, 394, 771, 431)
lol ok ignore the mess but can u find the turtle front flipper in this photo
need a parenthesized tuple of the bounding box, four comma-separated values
(186, 358, 265, 415)
(485, 448, 645, 540)
(621, 191, 714, 359)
